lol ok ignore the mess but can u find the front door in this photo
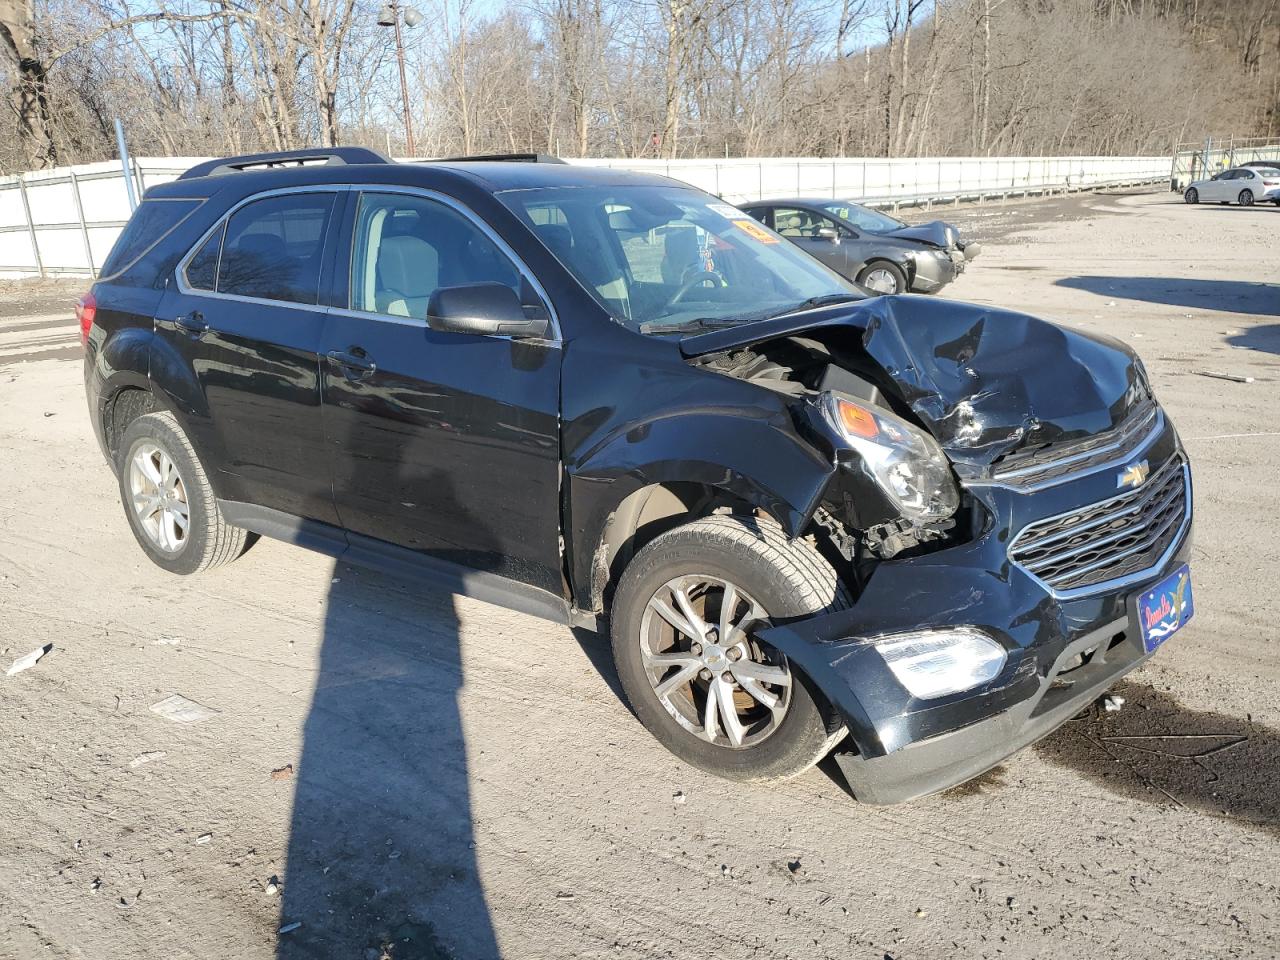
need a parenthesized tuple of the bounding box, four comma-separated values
(157, 190, 341, 525)
(320, 190, 564, 594)
(770, 206, 855, 275)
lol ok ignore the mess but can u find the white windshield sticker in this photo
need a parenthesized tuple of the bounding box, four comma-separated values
(708, 202, 748, 220)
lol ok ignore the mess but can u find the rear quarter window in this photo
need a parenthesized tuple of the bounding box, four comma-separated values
(99, 198, 202, 278)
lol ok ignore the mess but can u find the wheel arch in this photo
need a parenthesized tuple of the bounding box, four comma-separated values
(570, 424, 837, 614)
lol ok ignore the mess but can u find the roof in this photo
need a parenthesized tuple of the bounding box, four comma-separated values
(148, 155, 680, 202)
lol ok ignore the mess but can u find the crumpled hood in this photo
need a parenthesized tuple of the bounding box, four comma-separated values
(681, 296, 1146, 471)
(876, 220, 955, 248)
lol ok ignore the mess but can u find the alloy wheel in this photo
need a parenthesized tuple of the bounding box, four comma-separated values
(638, 575, 792, 748)
(1239, 189, 1254, 206)
(128, 442, 190, 554)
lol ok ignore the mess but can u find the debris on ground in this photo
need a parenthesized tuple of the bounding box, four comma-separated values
(271, 763, 294, 780)
(149, 694, 219, 723)
(129, 751, 166, 768)
(265, 876, 280, 896)
(555, 891, 575, 901)
(672, 790, 686, 804)
(6, 643, 52, 676)
(196, 833, 213, 844)
(915, 908, 927, 918)
(278, 921, 302, 934)
(1197, 370, 1255, 384)
(1103, 695, 1126, 712)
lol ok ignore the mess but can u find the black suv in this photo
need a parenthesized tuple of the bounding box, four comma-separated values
(82, 148, 1195, 802)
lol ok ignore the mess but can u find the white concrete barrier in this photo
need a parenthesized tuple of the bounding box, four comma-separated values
(0, 153, 1169, 278)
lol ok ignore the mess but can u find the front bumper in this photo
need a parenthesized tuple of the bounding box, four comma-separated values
(760, 419, 1193, 804)
(909, 250, 964, 293)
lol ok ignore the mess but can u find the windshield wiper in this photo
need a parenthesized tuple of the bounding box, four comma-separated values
(638, 317, 752, 335)
(766, 293, 862, 320)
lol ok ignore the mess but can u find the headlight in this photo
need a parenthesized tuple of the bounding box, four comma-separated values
(875, 628, 1006, 699)
(825, 394, 960, 522)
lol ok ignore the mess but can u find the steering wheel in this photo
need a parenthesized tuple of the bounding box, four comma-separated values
(663, 270, 723, 311)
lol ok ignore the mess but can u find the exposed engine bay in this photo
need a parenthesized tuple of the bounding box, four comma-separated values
(690, 331, 963, 566)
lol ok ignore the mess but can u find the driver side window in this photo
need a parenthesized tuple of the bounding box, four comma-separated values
(772, 207, 841, 238)
(350, 192, 521, 319)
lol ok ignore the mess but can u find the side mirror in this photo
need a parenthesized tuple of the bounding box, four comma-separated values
(426, 282, 550, 338)
(817, 226, 840, 243)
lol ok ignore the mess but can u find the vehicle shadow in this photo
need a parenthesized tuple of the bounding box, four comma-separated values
(1227, 323, 1280, 355)
(1055, 276, 1280, 316)
(1033, 679, 1280, 838)
(277, 485, 501, 958)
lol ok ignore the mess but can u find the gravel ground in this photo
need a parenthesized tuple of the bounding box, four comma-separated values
(1, 188, 1277, 960)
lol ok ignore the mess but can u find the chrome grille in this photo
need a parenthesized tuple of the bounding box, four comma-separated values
(992, 398, 1159, 489)
(1009, 453, 1188, 594)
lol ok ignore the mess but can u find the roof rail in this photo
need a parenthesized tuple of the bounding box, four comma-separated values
(178, 147, 393, 181)
(435, 153, 567, 164)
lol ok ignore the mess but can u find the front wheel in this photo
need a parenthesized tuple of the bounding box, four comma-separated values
(610, 515, 852, 782)
(1238, 189, 1254, 206)
(856, 261, 907, 295)
(1183, 187, 1198, 204)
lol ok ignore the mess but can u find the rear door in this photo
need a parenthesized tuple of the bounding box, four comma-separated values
(157, 189, 341, 525)
(319, 189, 564, 594)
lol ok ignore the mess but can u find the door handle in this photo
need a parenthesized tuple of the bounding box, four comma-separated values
(326, 348, 377, 379)
(174, 311, 208, 336)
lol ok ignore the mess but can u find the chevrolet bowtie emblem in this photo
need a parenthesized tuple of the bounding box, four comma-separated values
(1118, 460, 1150, 489)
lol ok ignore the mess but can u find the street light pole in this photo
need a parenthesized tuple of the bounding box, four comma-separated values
(379, 1, 421, 157)
(391, 3, 414, 156)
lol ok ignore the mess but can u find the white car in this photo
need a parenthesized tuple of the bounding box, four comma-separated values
(1184, 167, 1280, 207)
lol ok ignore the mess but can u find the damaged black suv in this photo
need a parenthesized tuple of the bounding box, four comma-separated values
(82, 148, 1195, 802)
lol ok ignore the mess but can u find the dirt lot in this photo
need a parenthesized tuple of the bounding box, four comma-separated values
(1, 189, 1278, 960)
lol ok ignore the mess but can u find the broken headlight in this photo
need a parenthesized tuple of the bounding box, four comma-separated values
(825, 393, 960, 522)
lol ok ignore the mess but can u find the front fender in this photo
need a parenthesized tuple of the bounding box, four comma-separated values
(567, 405, 837, 608)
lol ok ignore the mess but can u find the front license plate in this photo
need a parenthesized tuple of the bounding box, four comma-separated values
(1134, 564, 1194, 653)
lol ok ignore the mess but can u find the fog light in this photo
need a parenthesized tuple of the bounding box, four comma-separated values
(875, 628, 1006, 700)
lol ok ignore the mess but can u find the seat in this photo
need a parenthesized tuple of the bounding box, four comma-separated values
(375, 234, 438, 318)
(660, 228, 701, 285)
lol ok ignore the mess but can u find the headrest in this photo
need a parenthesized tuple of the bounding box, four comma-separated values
(534, 223, 573, 260)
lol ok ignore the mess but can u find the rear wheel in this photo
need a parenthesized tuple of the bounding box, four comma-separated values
(610, 514, 853, 782)
(1183, 187, 1198, 204)
(856, 261, 907, 295)
(117, 412, 252, 575)
(1238, 189, 1254, 206)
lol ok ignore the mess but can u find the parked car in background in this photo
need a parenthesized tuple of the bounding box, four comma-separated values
(740, 198, 979, 296)
(1183, 167, 1280, 206)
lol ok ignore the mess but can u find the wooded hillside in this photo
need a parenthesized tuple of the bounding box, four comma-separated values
(6, 0, 1278, 171)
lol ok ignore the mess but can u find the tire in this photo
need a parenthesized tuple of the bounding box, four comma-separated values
(116, 411, 252, 575)
(610, 514, 853, 782)
(1238, 189, 1254, 206)
(856, 260, 907, 295)
(1183, 187, 1198, 204)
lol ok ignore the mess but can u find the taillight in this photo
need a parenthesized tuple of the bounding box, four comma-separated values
(1264, 180, 1279, 186)
(75, 292, 96, 345)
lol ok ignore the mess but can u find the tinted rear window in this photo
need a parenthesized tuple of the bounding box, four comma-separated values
(217, 193, 335, 304)
(100, 198, 201, 278)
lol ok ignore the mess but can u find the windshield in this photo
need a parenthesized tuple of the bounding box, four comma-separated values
(498, 185, 859, 333)
(819, 201, 906, 233)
